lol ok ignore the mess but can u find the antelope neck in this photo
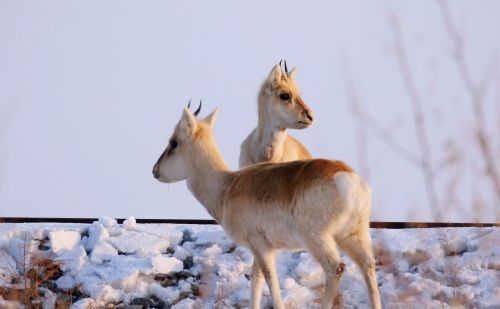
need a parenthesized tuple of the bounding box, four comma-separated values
(185, 141, 231, 222)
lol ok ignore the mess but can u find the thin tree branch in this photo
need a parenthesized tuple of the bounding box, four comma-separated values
(389, 14, 442, 220)
(437, 0, 500, 219)
(345, 78, 371, 181)
(345, 77, 423, 170)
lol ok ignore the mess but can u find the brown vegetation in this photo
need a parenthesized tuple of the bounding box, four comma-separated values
(0, 236, 84, 309)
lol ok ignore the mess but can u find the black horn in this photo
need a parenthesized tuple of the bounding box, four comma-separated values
(284, 60, 289, 75)
(279, 59, 284, 73)
(194, 99, 202, 116)
(187, 99, 192, 109)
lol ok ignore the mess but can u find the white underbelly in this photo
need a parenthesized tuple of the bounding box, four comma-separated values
(223, 222, 304, 251)
(264, 225, 304, 251)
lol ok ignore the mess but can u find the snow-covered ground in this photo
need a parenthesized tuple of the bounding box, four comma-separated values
(0, 218, 498, 308)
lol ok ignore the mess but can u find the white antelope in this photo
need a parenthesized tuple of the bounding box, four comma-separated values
(239, 61, 314, 167)
(152, 103, 382, 309)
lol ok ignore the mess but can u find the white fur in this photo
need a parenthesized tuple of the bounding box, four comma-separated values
(239, 63, 314, 167)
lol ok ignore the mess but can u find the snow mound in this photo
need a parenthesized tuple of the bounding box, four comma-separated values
(0, 221, 497, 308)
(108, 231, 170, 256)
(49, 230, 81, 254)
(151, 255, 183, 274)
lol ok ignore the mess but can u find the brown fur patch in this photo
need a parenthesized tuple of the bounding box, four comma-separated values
(294, 96, 309, 113)
(227, 159, 353, 206)
(275, 84, 298, 97)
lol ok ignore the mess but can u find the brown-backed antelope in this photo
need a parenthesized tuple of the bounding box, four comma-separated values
(152, 104, 382, 309)
(239, 61, 314, 167)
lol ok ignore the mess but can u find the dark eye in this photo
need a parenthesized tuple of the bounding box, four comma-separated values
(279, 93, 290, 101)
(169, 139, 178, 150)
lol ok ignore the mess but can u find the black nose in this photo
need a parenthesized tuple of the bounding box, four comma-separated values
(304, 111, 313, 122)
(153, 165, 160, 179)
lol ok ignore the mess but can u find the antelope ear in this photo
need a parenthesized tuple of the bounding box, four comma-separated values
(178, 107, 198, 138)
(268, 64, 282, 84)
(289, 67, 297, 79)
(204, 108, 220, 129)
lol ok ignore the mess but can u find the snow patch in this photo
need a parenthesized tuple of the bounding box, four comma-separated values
(108, 231, 170, 256)
(98, 217, 118, 228)
(0, 222, 498, 308)
(173, 245, 190, 261)
(123, 216, 137, 229)
(151, 255, 183, 274)
(85, 223, 110, 251)
(55, 245, 87, 272)
(90, 241, 118, 264)
(49, 230, 81, 255)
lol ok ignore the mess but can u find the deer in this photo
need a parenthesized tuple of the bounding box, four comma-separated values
(152, 103, 382, 309)
(239, 60, 315, 167)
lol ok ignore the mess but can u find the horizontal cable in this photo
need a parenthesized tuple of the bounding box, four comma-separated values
(0, 217, 498, 228)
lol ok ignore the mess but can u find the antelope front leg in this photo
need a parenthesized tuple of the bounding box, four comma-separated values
(250, 260, 264, 309)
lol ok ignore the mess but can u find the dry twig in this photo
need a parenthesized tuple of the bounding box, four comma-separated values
(388, 14, 442, 221)
(437, 0, 500, 219)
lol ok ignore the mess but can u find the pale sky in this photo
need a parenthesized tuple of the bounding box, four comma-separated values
(1, 1, 499, 221)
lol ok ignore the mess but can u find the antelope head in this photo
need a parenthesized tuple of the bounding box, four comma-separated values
(259, 60, 314, 129)
(152, 100, 219, 183)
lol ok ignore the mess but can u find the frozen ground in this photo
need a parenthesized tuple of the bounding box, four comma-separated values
(0, 218, 498, 308)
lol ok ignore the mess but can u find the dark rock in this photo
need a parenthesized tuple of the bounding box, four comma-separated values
(181, 230, 193, 244)
(191, 284, 200, 296)
(410, 265, 419, 274)
(80, 229, 89, 238)
(117, 304, 143, 309)
(154, 274, 168, 281)
(164, 277, 177, 287)
(150, 295, 160, 303)
(177, 270, 193, 279)
(155, 300, 171, 309)
(225, 245, 237, 254)
(130, 297, 154, 308)
(41, 280, 58, 292)
(154, 274, 177, 287)
(183, 256, 194, 269)
(35, 238, 50, 250)
(178, 291, 191, 301)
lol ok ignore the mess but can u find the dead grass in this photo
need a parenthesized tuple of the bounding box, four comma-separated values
(0, 257, 63, 308)
(0, 235, 82, 309)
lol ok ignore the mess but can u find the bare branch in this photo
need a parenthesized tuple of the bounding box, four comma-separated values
(343, 63, 423, 171)
(389, 14, 442, 220)
(437, 0, 500, 217)
(344, 78, 371, 181)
